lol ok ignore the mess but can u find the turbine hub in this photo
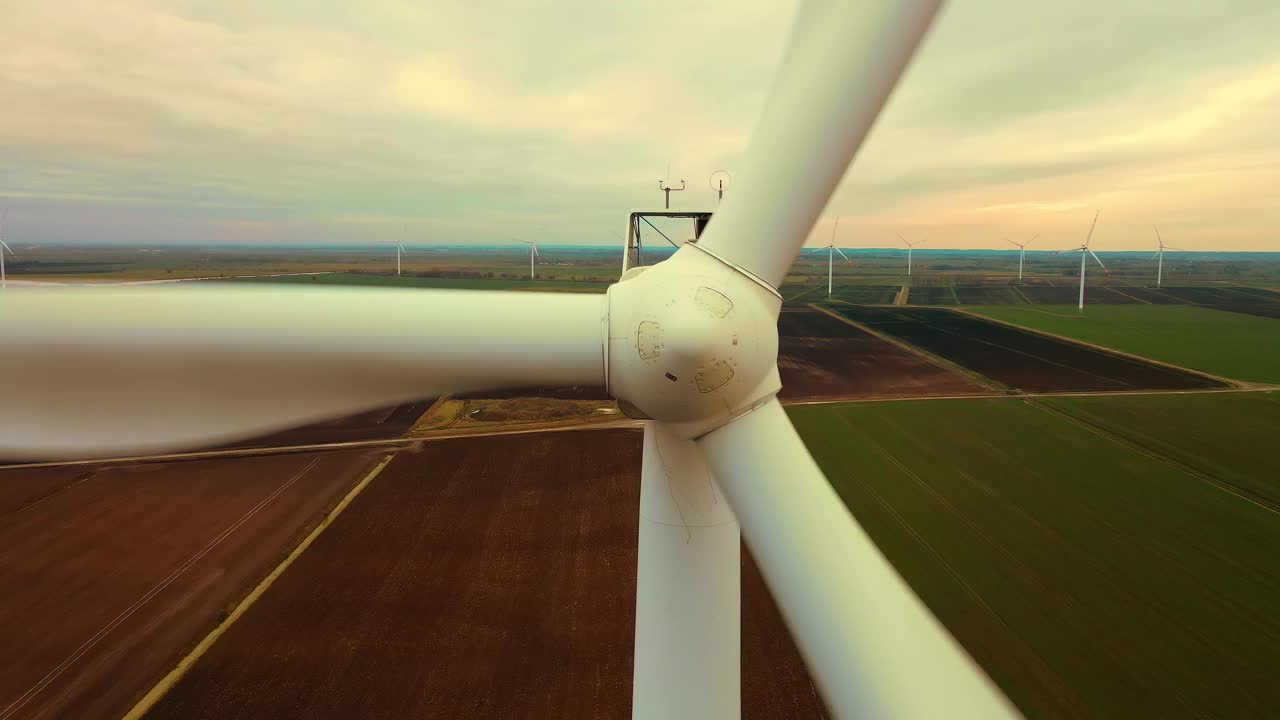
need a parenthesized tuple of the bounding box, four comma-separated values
(605, 245, 781, 439)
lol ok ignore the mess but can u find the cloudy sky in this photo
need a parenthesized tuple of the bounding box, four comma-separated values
(3, 1, 1279, 250)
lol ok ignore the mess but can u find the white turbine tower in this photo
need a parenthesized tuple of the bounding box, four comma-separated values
(824, 217, 853, 297)
(382, 240, 406, 276)
(1152, 226, 1183, 288)
(0, 210, 13, 290)
(896, 233, 924, 275)
(1057, 210, 1106, 312)
(0, 3, 1017, 718)
(1007, 234, 1037, 283)
(516, 239, 539, 280)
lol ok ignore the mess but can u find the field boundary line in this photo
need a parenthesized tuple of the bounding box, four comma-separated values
(121, 452, 398, 720)
(1010, 285, 1032, 304)
(1, 420, 644, 471)
(952, 307, 1242, 389)
(783, 385, 1276, 408)
(0, 471, 97, 526)
(1105, 287, 1151, 304)
(0, 458, 321, 720)
(808, 303, 1006, 392)
(893, 284, 909, 305)
(1024, 400, 1279, 517)
(783, 284, 821, 303)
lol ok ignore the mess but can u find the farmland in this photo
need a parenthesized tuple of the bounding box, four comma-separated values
(777, 308, 988, 400)
(0, 450, 385, 720)
(1012, 285, 1140, 305)
(1154, 286, 1280, 319)
(788, 393, 1280, 718)
(825, 284, 900, 305)
(144, 430, 825, 719)
(831, 305, 1225, 392)
(970, 304, 1280, 384)
(1042, 392, 1280, 508)
(904, 285, 960, 305)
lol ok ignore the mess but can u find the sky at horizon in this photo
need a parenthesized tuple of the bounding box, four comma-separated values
(3, 2, 1279, 251)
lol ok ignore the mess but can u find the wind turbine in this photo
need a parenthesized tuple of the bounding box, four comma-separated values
(0, 3, 1016, 718)
(516, 238, 539, 280)
(1057, 210, 1106, 312)
(824, 217, 853, 297)
(0, 210, 13, 290)
(1152, 226, 1184, 288)
(896, 233, 924, 275)
(1007, 234, 1037, 283)
(382, 240, 406, 276)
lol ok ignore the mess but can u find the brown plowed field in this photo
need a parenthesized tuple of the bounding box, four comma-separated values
(0, 466, 87, 518)
(146, 430, 827, 719)
(221, 399, 436, 449)
(777, 308, 988, 401)
(0, 450, 383, 720)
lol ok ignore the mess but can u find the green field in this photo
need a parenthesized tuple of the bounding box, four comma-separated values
(790, 393, 1280, 718)
(969, 304, 1280, 384)
(226, 271, 610, 293)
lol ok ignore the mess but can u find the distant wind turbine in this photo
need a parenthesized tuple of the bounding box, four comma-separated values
(516, 238, 539, 280)
(382, 240, 407, 276)
(1055, 211, 1106, 312)
(896, 234, 924, 276)
(1152, 226, 1184, 288)
(0, 210, 14, 290)
(824, 218, 852, 297)
(1007, 234, 1038, 283)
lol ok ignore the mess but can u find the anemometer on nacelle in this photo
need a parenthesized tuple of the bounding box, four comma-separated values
(620, 210, 714, 274)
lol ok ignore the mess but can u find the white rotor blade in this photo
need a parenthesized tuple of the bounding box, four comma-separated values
(0, 286, 604, 460)
(1083, 210, 1099, 246)
(1087, 247, 1107, 270)
(696, 1, 941, 287)
(699, 399, 1016, 719)
(634, 422, 740, 718)
(834, 246, 853, 264)
(1153, 225, 1163, 248)
(0, 239, 14, 257)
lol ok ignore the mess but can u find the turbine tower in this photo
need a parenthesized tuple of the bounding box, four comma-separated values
(381, 240, 407, 276)
(824, 217, 853, 297)
(0, 3, 1017, 718)
(896, 233, 924, 276)
(1057, 211, 1106, 312)
(1007, 234, 1037, 283)
(517, 238, 539, 280)
(0, 210, 13, 290)
(1152, 226, 1183, 288)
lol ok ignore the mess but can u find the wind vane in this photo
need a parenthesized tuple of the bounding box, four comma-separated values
(659, 163, 685, 209)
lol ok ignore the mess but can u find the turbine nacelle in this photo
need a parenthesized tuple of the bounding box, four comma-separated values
(606, 246, 780, 438)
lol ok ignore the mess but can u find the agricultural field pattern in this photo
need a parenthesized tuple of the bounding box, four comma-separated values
(2, 245, 1278, 719)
